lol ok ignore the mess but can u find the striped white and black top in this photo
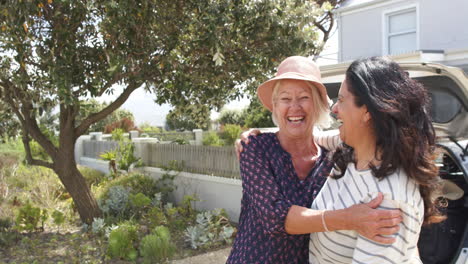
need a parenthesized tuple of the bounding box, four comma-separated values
(310, 131, 424, 264)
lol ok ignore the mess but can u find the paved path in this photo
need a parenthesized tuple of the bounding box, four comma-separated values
(171, 247, 231, 264)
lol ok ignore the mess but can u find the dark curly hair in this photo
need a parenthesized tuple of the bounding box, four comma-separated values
(332, 57, 444, 225)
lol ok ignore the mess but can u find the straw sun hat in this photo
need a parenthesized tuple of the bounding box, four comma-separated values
(257, 56, 330, 111)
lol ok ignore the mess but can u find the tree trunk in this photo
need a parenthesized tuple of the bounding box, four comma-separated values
(54, 151, 102, 224)
(53, 123, 101, 224)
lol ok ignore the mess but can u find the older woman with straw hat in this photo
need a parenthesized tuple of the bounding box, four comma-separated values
(226, 56, 402, 264)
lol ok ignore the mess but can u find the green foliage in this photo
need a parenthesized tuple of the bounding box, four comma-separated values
(185, 209, 235, 249)
(171, 138, 189, 145)
(111, 128, 126, 141)
(129, 193, 151, 209)
(91, 217, 106, 235)
(146, 207, 168, 229)
(138, 122, 162, 134)
(51, 210, 65, 228)
(15, 202, 47, 233)
(243, 98, 275, 128)
(78, 166, 106, 187)
(202, 132, 223, 146)
(221, 124, 244, 146)
(116, 142, 142, 172)
(0, 138, 24, 157)
(218, 109, 245, 126)
(107, 221, 139, 261)
(140, 226, 176, 264)
(165, 104, 210, 131)
(78, 100, 135, 133)
(99, 150, 117, 175)
(0, 0, 334, 224)
(98, 185, 130, 220)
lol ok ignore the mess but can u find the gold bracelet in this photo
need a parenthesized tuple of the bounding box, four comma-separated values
(321, 210, 330, 232)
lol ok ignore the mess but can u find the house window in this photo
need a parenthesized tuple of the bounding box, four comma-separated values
(385, 8, 417, 55)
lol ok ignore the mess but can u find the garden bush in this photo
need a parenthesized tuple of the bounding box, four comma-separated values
(140, 226, 175, 264)
(202, 131, 223, 146)
(185, 209, 235, 249)
(98, 185, 130, 220)
(15, 202, 47, 233)
(107, 221, 139, 261)
(221, 124, 243, 146)
(78, 166, 106, 187)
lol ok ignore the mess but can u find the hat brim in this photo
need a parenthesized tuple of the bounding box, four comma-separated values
(257, 72, 330, 111)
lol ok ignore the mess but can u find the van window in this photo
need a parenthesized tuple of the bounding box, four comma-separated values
(430, 90, 462, 123)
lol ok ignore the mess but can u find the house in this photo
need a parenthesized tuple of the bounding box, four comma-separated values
(333, 0, 468, 72)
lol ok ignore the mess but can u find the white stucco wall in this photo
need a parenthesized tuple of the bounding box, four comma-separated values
(337, 0, 468, 63)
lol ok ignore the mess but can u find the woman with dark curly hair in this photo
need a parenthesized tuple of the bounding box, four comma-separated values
(309, 57, 444, 263)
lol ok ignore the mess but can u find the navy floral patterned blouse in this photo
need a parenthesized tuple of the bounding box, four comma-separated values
(226, 133, 334, 264)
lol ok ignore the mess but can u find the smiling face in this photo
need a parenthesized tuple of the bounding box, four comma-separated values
(272, 79, 315, 139)
(331, 79, 370, 147)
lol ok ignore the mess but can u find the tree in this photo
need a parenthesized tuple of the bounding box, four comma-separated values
(218, 108, 245, 127)
(165, 104, 210, 131)
(79, 99, 135, 133)
(244, 98, 275, 128)
(0, 0, 338, 223)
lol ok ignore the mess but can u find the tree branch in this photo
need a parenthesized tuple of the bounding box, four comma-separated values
(1, 79, 58, 159)
(21, 131, 54, 169)
(75, 81, 141, 138)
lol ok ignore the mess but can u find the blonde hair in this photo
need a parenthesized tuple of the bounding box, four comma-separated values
(271, 80, 331, 129)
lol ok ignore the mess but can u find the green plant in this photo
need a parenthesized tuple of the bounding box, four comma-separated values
(146, 207, 167, 229)
(99, 173, 160, 200)
(171, 137, 189, 145)
(91, 217, 106, 235)
(15, 202, 47, 233)
(179, 195, 199, 220)
(140, 226, 176, 264)
(202, 131, 223, 146)
(184, 209, 235, 249)
(78, 166, 106, 187)
(51, 210, 65, 231)
(116, 142, 142, 172)
(129, 193, 151, 209)
(0, 217, 12, 232)
(99, 150, 117, 175)
(221, 124, 244, 146)
(107, 221, 139, 261)
(129, 192, 151, 218)
(111, 128, 126, 141)
(98, 185, 130, 220)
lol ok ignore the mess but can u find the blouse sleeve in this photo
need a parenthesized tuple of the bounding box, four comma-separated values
(314, 129, 341, 151)
(239, 137, 292, 236)
(351, 197, 423, 264)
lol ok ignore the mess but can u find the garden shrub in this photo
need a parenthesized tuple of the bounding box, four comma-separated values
(140, 226, 175, 264)
(111, 128, 126, 141)
(15, 202, 47, 233)
(78, 166, 106, 187)
(129, 193, 151, 209)
(51, 210, 65, 231)
(98, 173, 159, 200)
(107, 221, 139, 261)
(221, 124, 243, 146)
(184, 209, 235, 249)
(146, 207, 167, 229)
(116, 142, 142, 172)
(202, 131, 222, 146)
(91, 217, 106, 235)
(98, 185, 130, 220)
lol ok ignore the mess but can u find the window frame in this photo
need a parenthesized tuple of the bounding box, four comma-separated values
(382, 4, 420, 55)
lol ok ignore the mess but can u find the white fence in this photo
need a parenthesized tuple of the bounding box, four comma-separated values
(81, 139, 240, 179)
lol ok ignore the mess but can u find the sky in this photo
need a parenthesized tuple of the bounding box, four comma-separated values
(99, 28, 339, 128)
